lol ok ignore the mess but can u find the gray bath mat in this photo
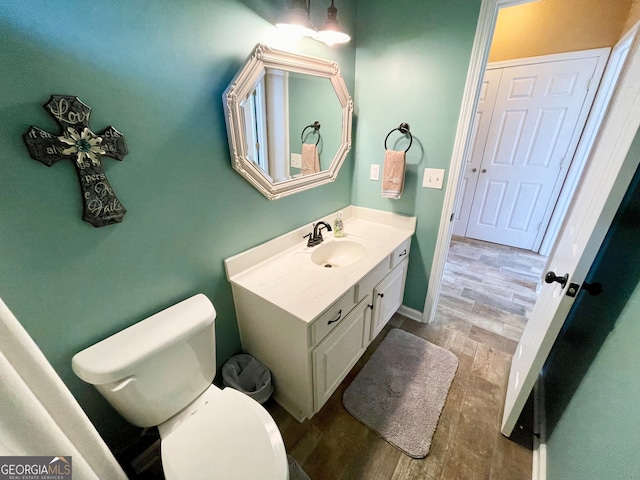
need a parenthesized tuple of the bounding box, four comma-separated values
(343, 329, 458, 458)
(287, 455, 310, 480)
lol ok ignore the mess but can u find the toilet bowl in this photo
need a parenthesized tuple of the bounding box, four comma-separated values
(71, 294, 288, 480)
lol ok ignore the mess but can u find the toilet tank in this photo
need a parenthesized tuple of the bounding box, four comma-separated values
(72, 294, 217, 428)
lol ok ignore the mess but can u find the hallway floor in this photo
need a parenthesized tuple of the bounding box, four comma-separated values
(438, 235, 546, 344)
(267, 236, 546, 480)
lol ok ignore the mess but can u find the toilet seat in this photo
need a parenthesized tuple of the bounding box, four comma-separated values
(161, 387, 288, 480)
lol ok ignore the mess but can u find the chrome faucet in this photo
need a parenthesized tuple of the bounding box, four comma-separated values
(304, 221, 333, 247)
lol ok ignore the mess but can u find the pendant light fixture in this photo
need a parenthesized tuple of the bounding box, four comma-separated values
(275, 0, 317, 38)
(318, 0, 350, 45)
(276, 0, 350, 45)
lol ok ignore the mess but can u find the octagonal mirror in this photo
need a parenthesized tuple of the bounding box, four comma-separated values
(223, 44, 353, 200)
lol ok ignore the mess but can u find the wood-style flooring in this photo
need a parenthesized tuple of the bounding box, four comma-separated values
(267, 236, 546, 480)
(438, 236, 545, 343)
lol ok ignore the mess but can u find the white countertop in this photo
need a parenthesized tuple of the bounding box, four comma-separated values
(225, 206, 416, 323)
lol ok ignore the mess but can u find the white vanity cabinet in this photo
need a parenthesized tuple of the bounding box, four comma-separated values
(224, 206, 416, 421)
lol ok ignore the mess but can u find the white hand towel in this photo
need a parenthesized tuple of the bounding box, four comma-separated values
(381, 149, 406, 199)
(301, 143, 320, 176)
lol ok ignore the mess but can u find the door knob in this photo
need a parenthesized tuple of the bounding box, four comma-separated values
(545, 271, 569, 289)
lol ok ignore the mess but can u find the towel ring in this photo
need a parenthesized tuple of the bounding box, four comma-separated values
(301, 121, 321, 146)
(384, 122, 413, 152)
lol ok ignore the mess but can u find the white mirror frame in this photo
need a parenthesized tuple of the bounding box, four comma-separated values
(223, 44, 353, 200)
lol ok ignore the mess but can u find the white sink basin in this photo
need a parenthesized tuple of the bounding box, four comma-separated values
(309, 240, 367, 268)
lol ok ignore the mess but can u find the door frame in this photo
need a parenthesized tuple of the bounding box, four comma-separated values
(423, 0, 536, 323)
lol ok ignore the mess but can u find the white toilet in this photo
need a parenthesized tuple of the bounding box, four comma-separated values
(72, 293, 288, 480)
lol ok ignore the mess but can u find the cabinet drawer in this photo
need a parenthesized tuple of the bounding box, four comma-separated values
(311, 287, 356, 346)
(390, 238, 411, 269)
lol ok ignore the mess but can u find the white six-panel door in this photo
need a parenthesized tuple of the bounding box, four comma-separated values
(456, 50, 608, 250)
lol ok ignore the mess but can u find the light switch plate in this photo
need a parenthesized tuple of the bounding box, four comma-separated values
(370, 164, 380, 181)
(422, 168, 445, 189)
(291, 153, 302, 169)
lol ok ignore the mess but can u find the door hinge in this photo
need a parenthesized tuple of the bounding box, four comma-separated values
(537, 222, 543, 231)
(450, 212, 454, 222)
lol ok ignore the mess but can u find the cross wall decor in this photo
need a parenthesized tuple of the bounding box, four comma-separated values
(23, 95, 128, 227)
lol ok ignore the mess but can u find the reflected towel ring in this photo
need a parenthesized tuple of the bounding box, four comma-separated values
(384, 122, 412, 152)
(301, 121, 321, 146)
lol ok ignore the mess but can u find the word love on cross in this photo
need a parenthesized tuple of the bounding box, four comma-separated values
(23, 95, 128, 227)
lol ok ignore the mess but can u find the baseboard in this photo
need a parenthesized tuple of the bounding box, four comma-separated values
(532, 375, 547, 480)
(397, 304, 423, 323)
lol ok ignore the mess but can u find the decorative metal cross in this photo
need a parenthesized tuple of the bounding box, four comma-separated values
(23, 95, 128, 227)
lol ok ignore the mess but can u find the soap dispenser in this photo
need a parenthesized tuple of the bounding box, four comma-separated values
(334, 211, 344, 237)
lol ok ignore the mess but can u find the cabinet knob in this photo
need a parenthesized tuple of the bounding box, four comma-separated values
(398, 249, 407, 258)
(378, 293, 384, 298)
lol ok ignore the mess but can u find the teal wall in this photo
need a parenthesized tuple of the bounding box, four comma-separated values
(543, 129, 640, 479)
(1, 0, 485, 451)
(353, 0, 481, 311)
(0, 0, 355, 447)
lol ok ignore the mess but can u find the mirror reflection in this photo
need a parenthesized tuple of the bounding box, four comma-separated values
(223, 44, 353, 200)
(240, 68, 343, 183)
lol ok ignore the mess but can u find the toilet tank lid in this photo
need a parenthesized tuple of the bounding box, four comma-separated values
(72, 294, 216, 385)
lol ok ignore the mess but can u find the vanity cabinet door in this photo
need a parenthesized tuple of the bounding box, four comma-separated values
(312, 297, 371, 412)
(370, 259, 408, 341)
